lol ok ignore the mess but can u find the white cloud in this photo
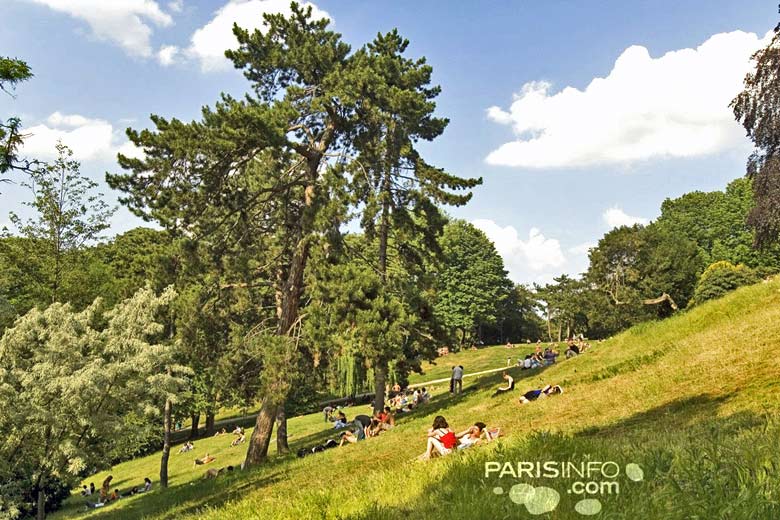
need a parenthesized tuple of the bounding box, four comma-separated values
(185, 0, 330, 72)
(568, 242, 596, 255)
(486, 30, 770, 169)
(26, 0, 175, 58)
(167, 0, 183, 13)
(22, 112, 139, 163)
(157, 44, 180, 66)
(472, 219, 566, 283)
(603, 207, 649, 229)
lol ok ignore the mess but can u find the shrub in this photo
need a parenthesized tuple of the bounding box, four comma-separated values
(690, 261, 757, 306)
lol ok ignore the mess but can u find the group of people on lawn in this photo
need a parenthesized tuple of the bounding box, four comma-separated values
(83, 475, 152, 509)
(81, 339, 583, 507)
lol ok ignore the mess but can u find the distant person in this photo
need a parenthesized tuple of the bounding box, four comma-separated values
(232, 426, 243, 436)
(519, 385, 563, 404)
(194, 453, 216, 465)
(110, 489, 119, 501)
(354, 414, 372, 432)
(89, 482, 96, 496)
(80, 485, 89, 496)
(179, 441, 194, 453)
(419, 387, 430, 403)
(100, 476, 113, 501)
(323, 405, 334, 422)
(333, 411, 349, 429)
(451, 365, 464, 394)
(142, 477, 152, 493)
(418, 415, 457, 460)
(565, 342, 580, 359)
(231, 432, 246, 447)
(492, 372, 515, 396)
(505, 342, 513, 349)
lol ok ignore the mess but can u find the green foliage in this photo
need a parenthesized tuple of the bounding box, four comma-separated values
(732, 23, 780, 247)
(0, 286, 178, 518)
(7, 142, 115, 302)
(0, 56, 34, 175)
(656, 177, 780, 268)
(434, 220, 513, 346)
(690, 261, 758, 306)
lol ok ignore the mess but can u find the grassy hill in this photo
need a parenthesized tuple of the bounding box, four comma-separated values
(52, 277, 780, 519)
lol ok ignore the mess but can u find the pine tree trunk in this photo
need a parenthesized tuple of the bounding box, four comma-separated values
(205, 411, 216, 437)
(160, 397, 172, 488)
(244, 159, 319, 467)
(188, 413, 200, 440)
(245, 397, 278, 466)
(276, 405, 289, 454)
(373, 360, 387, 415)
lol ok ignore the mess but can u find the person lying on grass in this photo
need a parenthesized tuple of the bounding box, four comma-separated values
(519, 384, 563, 404)
(194, 453, 216, 465)
(492, 372, 515, 396)
(456, 422, 486, 449)
(418, 415, 458, 460)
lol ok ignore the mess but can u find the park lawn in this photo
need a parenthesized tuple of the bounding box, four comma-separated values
(53, 277, 780, 519)
(407, 341, 565, 385)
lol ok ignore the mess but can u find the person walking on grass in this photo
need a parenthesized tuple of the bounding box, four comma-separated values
(451, 365, 464, 394)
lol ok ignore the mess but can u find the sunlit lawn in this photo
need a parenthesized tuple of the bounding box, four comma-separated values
(52, 277, 780, 519)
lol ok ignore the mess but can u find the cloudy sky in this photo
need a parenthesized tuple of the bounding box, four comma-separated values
(1, 0, 774, 285)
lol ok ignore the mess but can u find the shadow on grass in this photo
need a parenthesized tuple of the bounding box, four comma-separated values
(335, 395, 779, 520)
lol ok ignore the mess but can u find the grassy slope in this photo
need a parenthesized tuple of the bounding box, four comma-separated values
(54, 278, 780, 519)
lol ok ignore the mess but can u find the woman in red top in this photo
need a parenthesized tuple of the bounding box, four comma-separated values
(418, 416, 457, 460)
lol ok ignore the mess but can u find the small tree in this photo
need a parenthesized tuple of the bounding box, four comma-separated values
(0, 286, 176, 519)
(9, 142, 115, 301)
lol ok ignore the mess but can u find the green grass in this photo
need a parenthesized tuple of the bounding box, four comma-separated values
(52, 277, 780, 519)
(407, 341, 562, 385)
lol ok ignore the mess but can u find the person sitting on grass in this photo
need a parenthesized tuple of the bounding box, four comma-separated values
(419, 387, 431, 403)
(99, 476, 113, 502)
(456, 422, 487, 449)
(333, 411, 349, 429)
(492, 372, 515, 396)
(519, 384, 563, 404)
(214, 428, 227, 436)
(378, 406, 395, 429)
(179, 441, 194, 453)
(366, 418, 383, 438)
(194, 453, 216, 465)
(109, 489, 120, 501)
(138, 477, 152, 493)
(231, 432, 246, 447)
(565, 342, 580, 359)
(339, 419, 367, 446)
(418, 416, 458, 461)
(543, 347, 559, 365)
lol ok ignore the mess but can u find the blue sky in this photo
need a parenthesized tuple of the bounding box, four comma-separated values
(1, 0, 775, 284)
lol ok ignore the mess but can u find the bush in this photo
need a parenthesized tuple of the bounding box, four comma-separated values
(690, 261, 757, 306)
